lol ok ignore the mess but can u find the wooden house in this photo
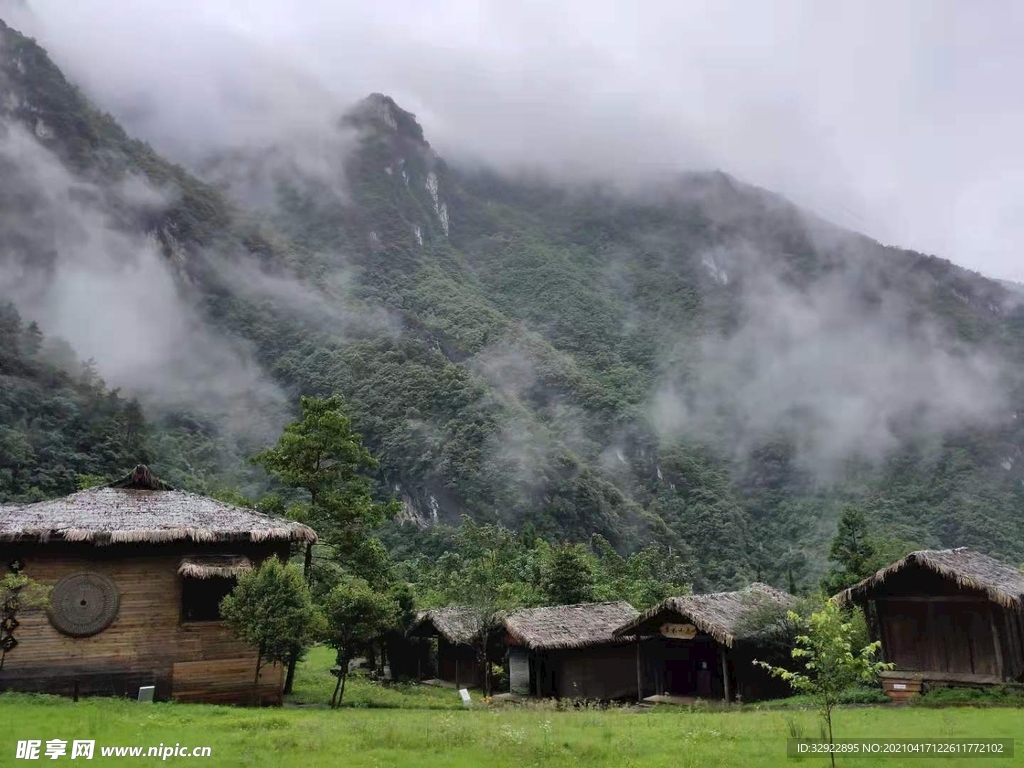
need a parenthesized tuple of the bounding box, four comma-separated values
(0, 465, 316, 704)
(614, 583, 796, 703)
(406, 607, 486, 688)
(494, 601, 641, 701)
(832, 548, 1024, 700)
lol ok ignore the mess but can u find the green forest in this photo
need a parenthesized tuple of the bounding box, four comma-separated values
(2, 17, 1024, 598)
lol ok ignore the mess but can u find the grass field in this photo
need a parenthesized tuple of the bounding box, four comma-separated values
(1, 647, 1021, 767)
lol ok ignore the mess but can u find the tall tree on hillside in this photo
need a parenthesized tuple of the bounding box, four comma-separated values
(820, 504, 876, 596)
(251, 394, 398, 692)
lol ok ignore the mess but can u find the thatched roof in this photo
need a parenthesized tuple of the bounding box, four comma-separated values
(497, 601, 639, 650)
(0, 465, 317, 546)
(178, 555, 253, 579)
(613, 583, 796, 648)
(832, 548, 1024, 610)
(407, 607, 486, 645)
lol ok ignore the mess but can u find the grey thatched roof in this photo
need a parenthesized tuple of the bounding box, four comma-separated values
(832, 548, 1024, 610)
(0, 465, 317, 546)
(498, 601, 639, 650)
(613, 583, 796, 647)
(178, 555, 253, 579)
(408, 607, 486, 645)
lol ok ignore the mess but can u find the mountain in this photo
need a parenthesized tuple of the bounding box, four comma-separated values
(2, 19, 1023, 591)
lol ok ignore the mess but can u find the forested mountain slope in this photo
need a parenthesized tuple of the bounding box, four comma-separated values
(2, 19, 1023, 590)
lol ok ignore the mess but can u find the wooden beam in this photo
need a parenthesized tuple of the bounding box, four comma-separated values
(635, 641, 643, 703)
(720, 646, 730, 704)
(880, 595, 992, 603)
(990, 611, 1005, 681)
(880, 669, 1006, 685)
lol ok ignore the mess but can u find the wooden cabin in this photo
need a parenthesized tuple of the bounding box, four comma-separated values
(833, 548, 1024, 700)
(0, 465, 316, 704)
(614, 583, 796, 704)
(495, 601, 641, 701)
(406, 607, 486, 688)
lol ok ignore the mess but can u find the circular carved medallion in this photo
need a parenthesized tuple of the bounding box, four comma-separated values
(47, 572, 120, 637)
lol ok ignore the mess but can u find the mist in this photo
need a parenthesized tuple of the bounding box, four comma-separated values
(6, 0, 1024, 283)
(0, 119, 290, 442)
(650, 250, 1010, 478)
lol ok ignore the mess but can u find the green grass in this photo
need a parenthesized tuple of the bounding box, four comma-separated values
(1, 651, 1021, 767)
(288, 646, 460, 709)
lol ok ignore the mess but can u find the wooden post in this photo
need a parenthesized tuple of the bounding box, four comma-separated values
(990, 610, 1005, 681)
(720, 646, 730, 704)
(635, 640, 643, 703)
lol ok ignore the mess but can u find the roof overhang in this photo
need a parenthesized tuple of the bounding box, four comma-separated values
(178, 555, 253, 579)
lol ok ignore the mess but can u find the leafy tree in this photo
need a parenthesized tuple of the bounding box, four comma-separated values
(220, 556, 322, 705)
(324, 577, 397, 707)
(251, 394, 398, 689)
(541, 542, 596, 605)
(755, 601, 892, 768)
(820, 505, 875, 595)
(0, 571, 49, 673)
(820, 505, 918, 596)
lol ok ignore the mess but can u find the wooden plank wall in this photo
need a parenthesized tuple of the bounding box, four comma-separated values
(0, 541, 289, 703)
(872, 564, 1024, 683)
(551, 643, 638, 701)
(171, 659, 284, 705)
(437, 637, 480, 687)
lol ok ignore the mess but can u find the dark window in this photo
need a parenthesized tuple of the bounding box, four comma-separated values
(180, 577, 236, 622)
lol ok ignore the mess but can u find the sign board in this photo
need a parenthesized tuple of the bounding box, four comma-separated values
(660, 623, 697, 640)
(459, 688, 472, 708)
(508, 647, 530, 695)
(137, 685, 155, 703)
(892, 683, 907, 691)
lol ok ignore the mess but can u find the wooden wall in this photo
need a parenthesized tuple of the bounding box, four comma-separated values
(437, 637, 480, 688)
(867, 565, 1024, 683)
(0, 540, 290, 703)
(639, 634, 792, 702)
(548, 643, 638, 701)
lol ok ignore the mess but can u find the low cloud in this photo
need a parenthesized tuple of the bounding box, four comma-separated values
(0, 119, 290, 442)
(651, 250, 1010, 476)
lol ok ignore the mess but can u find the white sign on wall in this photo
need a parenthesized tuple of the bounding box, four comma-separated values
(660, 623, 697, 640)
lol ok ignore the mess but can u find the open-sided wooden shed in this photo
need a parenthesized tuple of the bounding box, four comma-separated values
(0, 465, 316, 704)
(494, 601, 641, 701)
(614, 583, 795, 703)
(833, 548, 1024, 699)
(406, 607, 486, 688)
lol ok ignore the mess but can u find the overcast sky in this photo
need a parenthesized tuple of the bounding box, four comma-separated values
(11, 0, 1024, 281)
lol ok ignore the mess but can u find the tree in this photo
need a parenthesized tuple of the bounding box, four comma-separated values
(755, 601, 892, 768)
(1, 570, 49, 673)
(251, 394, 398, 690)
(541, 543, 596, 605)
(220, 556, 321, 705)
(820, 505, 875, 595)
(324, 577, 397, 707)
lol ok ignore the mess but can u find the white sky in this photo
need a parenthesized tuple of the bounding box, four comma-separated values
(11, 0, 1024, 281)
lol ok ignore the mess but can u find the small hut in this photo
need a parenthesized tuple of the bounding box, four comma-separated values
(406, 607, 486, 688)
(614, 583, 795, 703)
(494, 601, 640, 700)
(833, 548, 1024, 699)
(0, 465, 316, 704)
